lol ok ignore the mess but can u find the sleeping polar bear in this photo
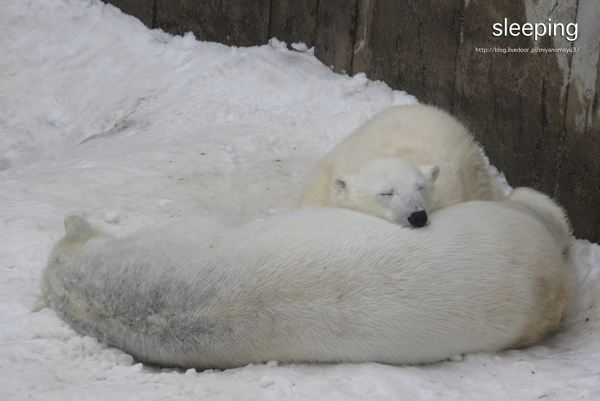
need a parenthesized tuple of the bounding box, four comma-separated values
(301, 104, 506, 225)
(35, 190, 571, 369)
(332, 155, 440, 227)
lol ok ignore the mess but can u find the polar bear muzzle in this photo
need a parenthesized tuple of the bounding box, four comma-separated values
(408, 210, 428, 227)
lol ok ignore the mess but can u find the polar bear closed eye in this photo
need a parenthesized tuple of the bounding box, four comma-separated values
(333, 156, 439, 227)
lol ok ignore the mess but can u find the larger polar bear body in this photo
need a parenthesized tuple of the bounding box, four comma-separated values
(37, 193, 570, 370)
(301, 104, 506, 212)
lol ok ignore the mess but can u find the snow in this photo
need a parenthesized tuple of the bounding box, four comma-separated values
(1, 0, 599, 400)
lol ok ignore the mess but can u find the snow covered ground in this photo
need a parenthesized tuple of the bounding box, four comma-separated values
(1, 0, 599, 400)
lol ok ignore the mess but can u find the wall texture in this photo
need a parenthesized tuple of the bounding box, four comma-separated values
(104, 0, 600, 243)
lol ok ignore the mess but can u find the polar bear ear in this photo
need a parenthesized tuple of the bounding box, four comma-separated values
(419, 165, 440, 184)
(64, 212, 94, 238)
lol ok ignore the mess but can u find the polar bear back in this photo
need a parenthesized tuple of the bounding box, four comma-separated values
(301, 104, 505, 211)
(39, 201, 569, 369)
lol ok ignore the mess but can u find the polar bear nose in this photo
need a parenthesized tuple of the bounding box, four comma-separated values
(408, 211, 428, 228)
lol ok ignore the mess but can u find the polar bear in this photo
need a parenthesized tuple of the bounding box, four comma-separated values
(508, 187, 573, 253)
(35, 194, 570, 369)
(333, 155, 439, 227)
(301, 104, 506, 220)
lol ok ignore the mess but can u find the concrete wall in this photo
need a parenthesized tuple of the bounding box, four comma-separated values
(104, 0, 600, 243)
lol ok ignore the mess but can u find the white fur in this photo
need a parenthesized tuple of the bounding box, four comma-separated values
(334, 155, 439, 227)
(36, 196, 570, 370)
(508, 187, 573, 253)
(301, 104, 506, 216)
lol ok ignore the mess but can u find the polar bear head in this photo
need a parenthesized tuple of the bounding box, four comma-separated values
(33, 212, 109, 313)
(332, 156, 439, 227)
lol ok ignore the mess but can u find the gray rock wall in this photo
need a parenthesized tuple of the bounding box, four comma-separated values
(104, 0, 600, 243)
